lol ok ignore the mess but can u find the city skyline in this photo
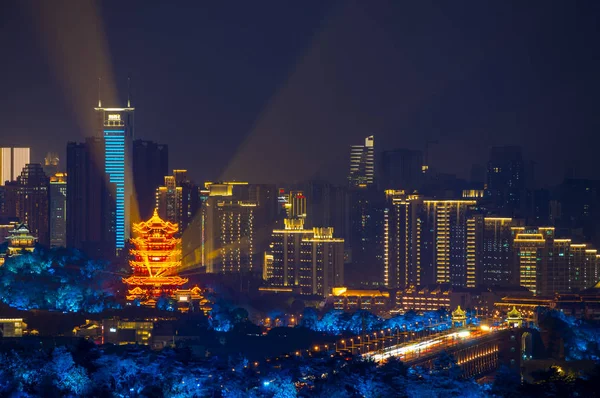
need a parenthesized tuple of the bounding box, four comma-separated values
(1, 1, 600, 187)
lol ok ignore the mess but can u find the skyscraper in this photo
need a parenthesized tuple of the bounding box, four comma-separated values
(66, 138, 114, 256)
(156, 169, 200, 236)
(486, 146, 526, 216)
(95, 104, 134, 251)
(49, 172, 67, 248)
(478, 217, 521, 286)
(1, 147, 30, 185)
(419, 200, 478, 287)
(302, 181, 350, 243)
(348, 135, 375, 189)
(384, 192, 423, 288)
(15, 164, 49, 246)
(133, 139, 168, 221)
(269, 218, 344, 297)
(380, 148, 423, 191)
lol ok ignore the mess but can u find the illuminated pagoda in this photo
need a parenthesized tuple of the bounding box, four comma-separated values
(124, 209, 188, 304)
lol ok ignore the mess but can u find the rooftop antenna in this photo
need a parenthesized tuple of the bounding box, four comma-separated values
(97, 77, 102, 108)
(127, 75, 131, 108)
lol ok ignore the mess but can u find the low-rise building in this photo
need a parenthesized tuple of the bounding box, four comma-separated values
(329, 287, 391, 313)
(102, 319, 153, 345)
(0, 318, 26, 337)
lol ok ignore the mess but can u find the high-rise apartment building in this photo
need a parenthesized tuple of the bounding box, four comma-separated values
(15, 164, 49, 246)
(1, 147, 30, 185)
(512, 227, 599, 295)
(384, 192, 423, 288)
(478, 217, 522, 286)
(384, 196, 479, 289)
(348, 135, 375, 189)
(95, 103, 134, 251)
(380, 149, 423, 191)
(349, 187, 386, 286)
(49, 172, 67, 247)
(66, 138, 114, 256)
(156, 169, 200, 236)
(269, 218, 344, 297)
(486, 146, 526, 216)
(133, 139, 168, 221)
(419, 200, 478, 287)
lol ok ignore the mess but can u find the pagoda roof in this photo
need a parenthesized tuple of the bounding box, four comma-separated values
(132, 209, 178, 235)
(507, 306, 523, 319)
(452, 305, 466, 317)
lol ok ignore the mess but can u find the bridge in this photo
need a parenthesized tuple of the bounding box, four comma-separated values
(344, 326, 536, 378)
(333, 307, 536, 378)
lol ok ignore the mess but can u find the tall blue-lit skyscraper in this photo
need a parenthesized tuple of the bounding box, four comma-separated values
(95, 100, 134, 252)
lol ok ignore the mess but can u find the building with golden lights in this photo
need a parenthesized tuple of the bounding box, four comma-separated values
(512, 226, 600, 295)
(123, 210, 188, 303)
(182, 182, 278, 274)
(267, 218, 344, 297)
(384, 193, 480, 289)
(0, 223, 37, 266)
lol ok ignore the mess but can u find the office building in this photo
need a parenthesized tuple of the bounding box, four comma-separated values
(95, 102, 135, 251)
(15, 164, 49, 246)
(133, 139, 168, 221)
(0, 147, 30, 185)
(49, 172, 67, 247)
(156, 169, 200, 236)
(486, 146, 526, 216)
(348, 135, 375, 189)
(380, 148, 423, 191)
(66, 138, 114, 256)
(269, 218, 344, 297)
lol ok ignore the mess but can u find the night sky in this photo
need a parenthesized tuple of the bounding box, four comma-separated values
(1, 1, 599, 187)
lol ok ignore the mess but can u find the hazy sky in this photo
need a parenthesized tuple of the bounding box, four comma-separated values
(1, 1, 599, 187)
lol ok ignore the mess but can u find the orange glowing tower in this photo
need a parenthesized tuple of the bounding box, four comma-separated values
(124, 209, 188, 303)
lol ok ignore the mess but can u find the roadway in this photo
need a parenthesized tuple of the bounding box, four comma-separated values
(364, 325, 503, 363)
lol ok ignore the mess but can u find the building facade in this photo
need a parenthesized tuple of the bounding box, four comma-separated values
(268, 218, 344, 297)
(15, 164, 49, 246)
(66, 138, 115, 256)
(133, 139, 168, 221)
(0, 147, 30, 185)
(348, 135, 375, 189)
(94, 104, 135, 251)
(486, 146, 526, 216)
(49, 172, 67, 247)
(156, 169, 200, 236)
(380, 148, 423, 192)
(512, 227, 600, 295)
